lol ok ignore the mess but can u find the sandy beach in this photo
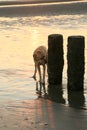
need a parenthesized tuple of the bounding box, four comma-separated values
(0, 99, 87, 130)
(0, 0, 87, 129)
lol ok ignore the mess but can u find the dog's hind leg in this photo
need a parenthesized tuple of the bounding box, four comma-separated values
(37, 65, 42, 83)
(43, 65, 46, 84)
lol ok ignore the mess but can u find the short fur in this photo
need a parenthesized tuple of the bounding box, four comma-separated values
(33, 46, 47, 93)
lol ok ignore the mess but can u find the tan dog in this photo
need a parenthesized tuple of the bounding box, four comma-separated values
(33, 46, 47, 94)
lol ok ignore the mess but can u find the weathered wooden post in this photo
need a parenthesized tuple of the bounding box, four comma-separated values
(67, 36, 85, 91)
(48, 34, 64, 85)
(48, 84, 65, 104)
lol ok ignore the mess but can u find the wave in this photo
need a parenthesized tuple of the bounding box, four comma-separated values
(0, 0, 87, 17)
(0, 0, 85, 6)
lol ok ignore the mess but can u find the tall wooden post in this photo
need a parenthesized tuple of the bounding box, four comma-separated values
(67, 36, 85, 91)
(48, 34, 64, 85)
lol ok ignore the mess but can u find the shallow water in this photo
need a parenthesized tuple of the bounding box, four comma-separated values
(0, 0, 87, 110)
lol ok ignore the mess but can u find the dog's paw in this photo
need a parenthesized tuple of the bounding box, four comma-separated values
(32, 75, 36, 80)
(36, 91, 41, 94)
(43, 93, 48, 99)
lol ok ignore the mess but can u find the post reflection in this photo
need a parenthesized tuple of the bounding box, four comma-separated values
(68, 90, 85, 109)
(48, 85, 65, 104)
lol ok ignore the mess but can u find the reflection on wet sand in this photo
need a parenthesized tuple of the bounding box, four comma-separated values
(68, 90, 85, 109)
(48, 85, 65, 104)
(38, 83, 86, 110)
(35, 81, 66, 104)
(35, 81, 47, 98)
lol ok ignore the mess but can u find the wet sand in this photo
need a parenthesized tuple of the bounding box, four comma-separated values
(0, 99, 87, 130)
(0, 0, 87, 129)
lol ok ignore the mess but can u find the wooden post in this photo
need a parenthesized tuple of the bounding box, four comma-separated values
(67, 36, 85, 91)
(48, 84, 65, 104)
(48, 34, 64, 85)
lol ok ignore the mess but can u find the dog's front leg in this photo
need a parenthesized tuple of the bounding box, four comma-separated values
(43, 65, 46, 84)
(32, 64, 37, 80)
(37, 65, 42, 92)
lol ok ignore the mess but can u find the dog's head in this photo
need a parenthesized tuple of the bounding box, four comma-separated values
(33, 51, 42, 61)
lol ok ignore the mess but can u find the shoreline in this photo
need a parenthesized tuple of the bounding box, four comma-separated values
(0, 0, 83, 6)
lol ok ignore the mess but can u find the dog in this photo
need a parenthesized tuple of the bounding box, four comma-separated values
(32, 46, 47, 94)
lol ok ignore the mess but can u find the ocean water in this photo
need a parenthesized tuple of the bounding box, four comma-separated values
(0, 0, 87, 110)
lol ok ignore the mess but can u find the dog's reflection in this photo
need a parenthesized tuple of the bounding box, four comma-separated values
(36, 81, 47, 98)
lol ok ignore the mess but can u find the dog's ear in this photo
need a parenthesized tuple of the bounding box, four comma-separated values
(35, 51, 42, 59)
